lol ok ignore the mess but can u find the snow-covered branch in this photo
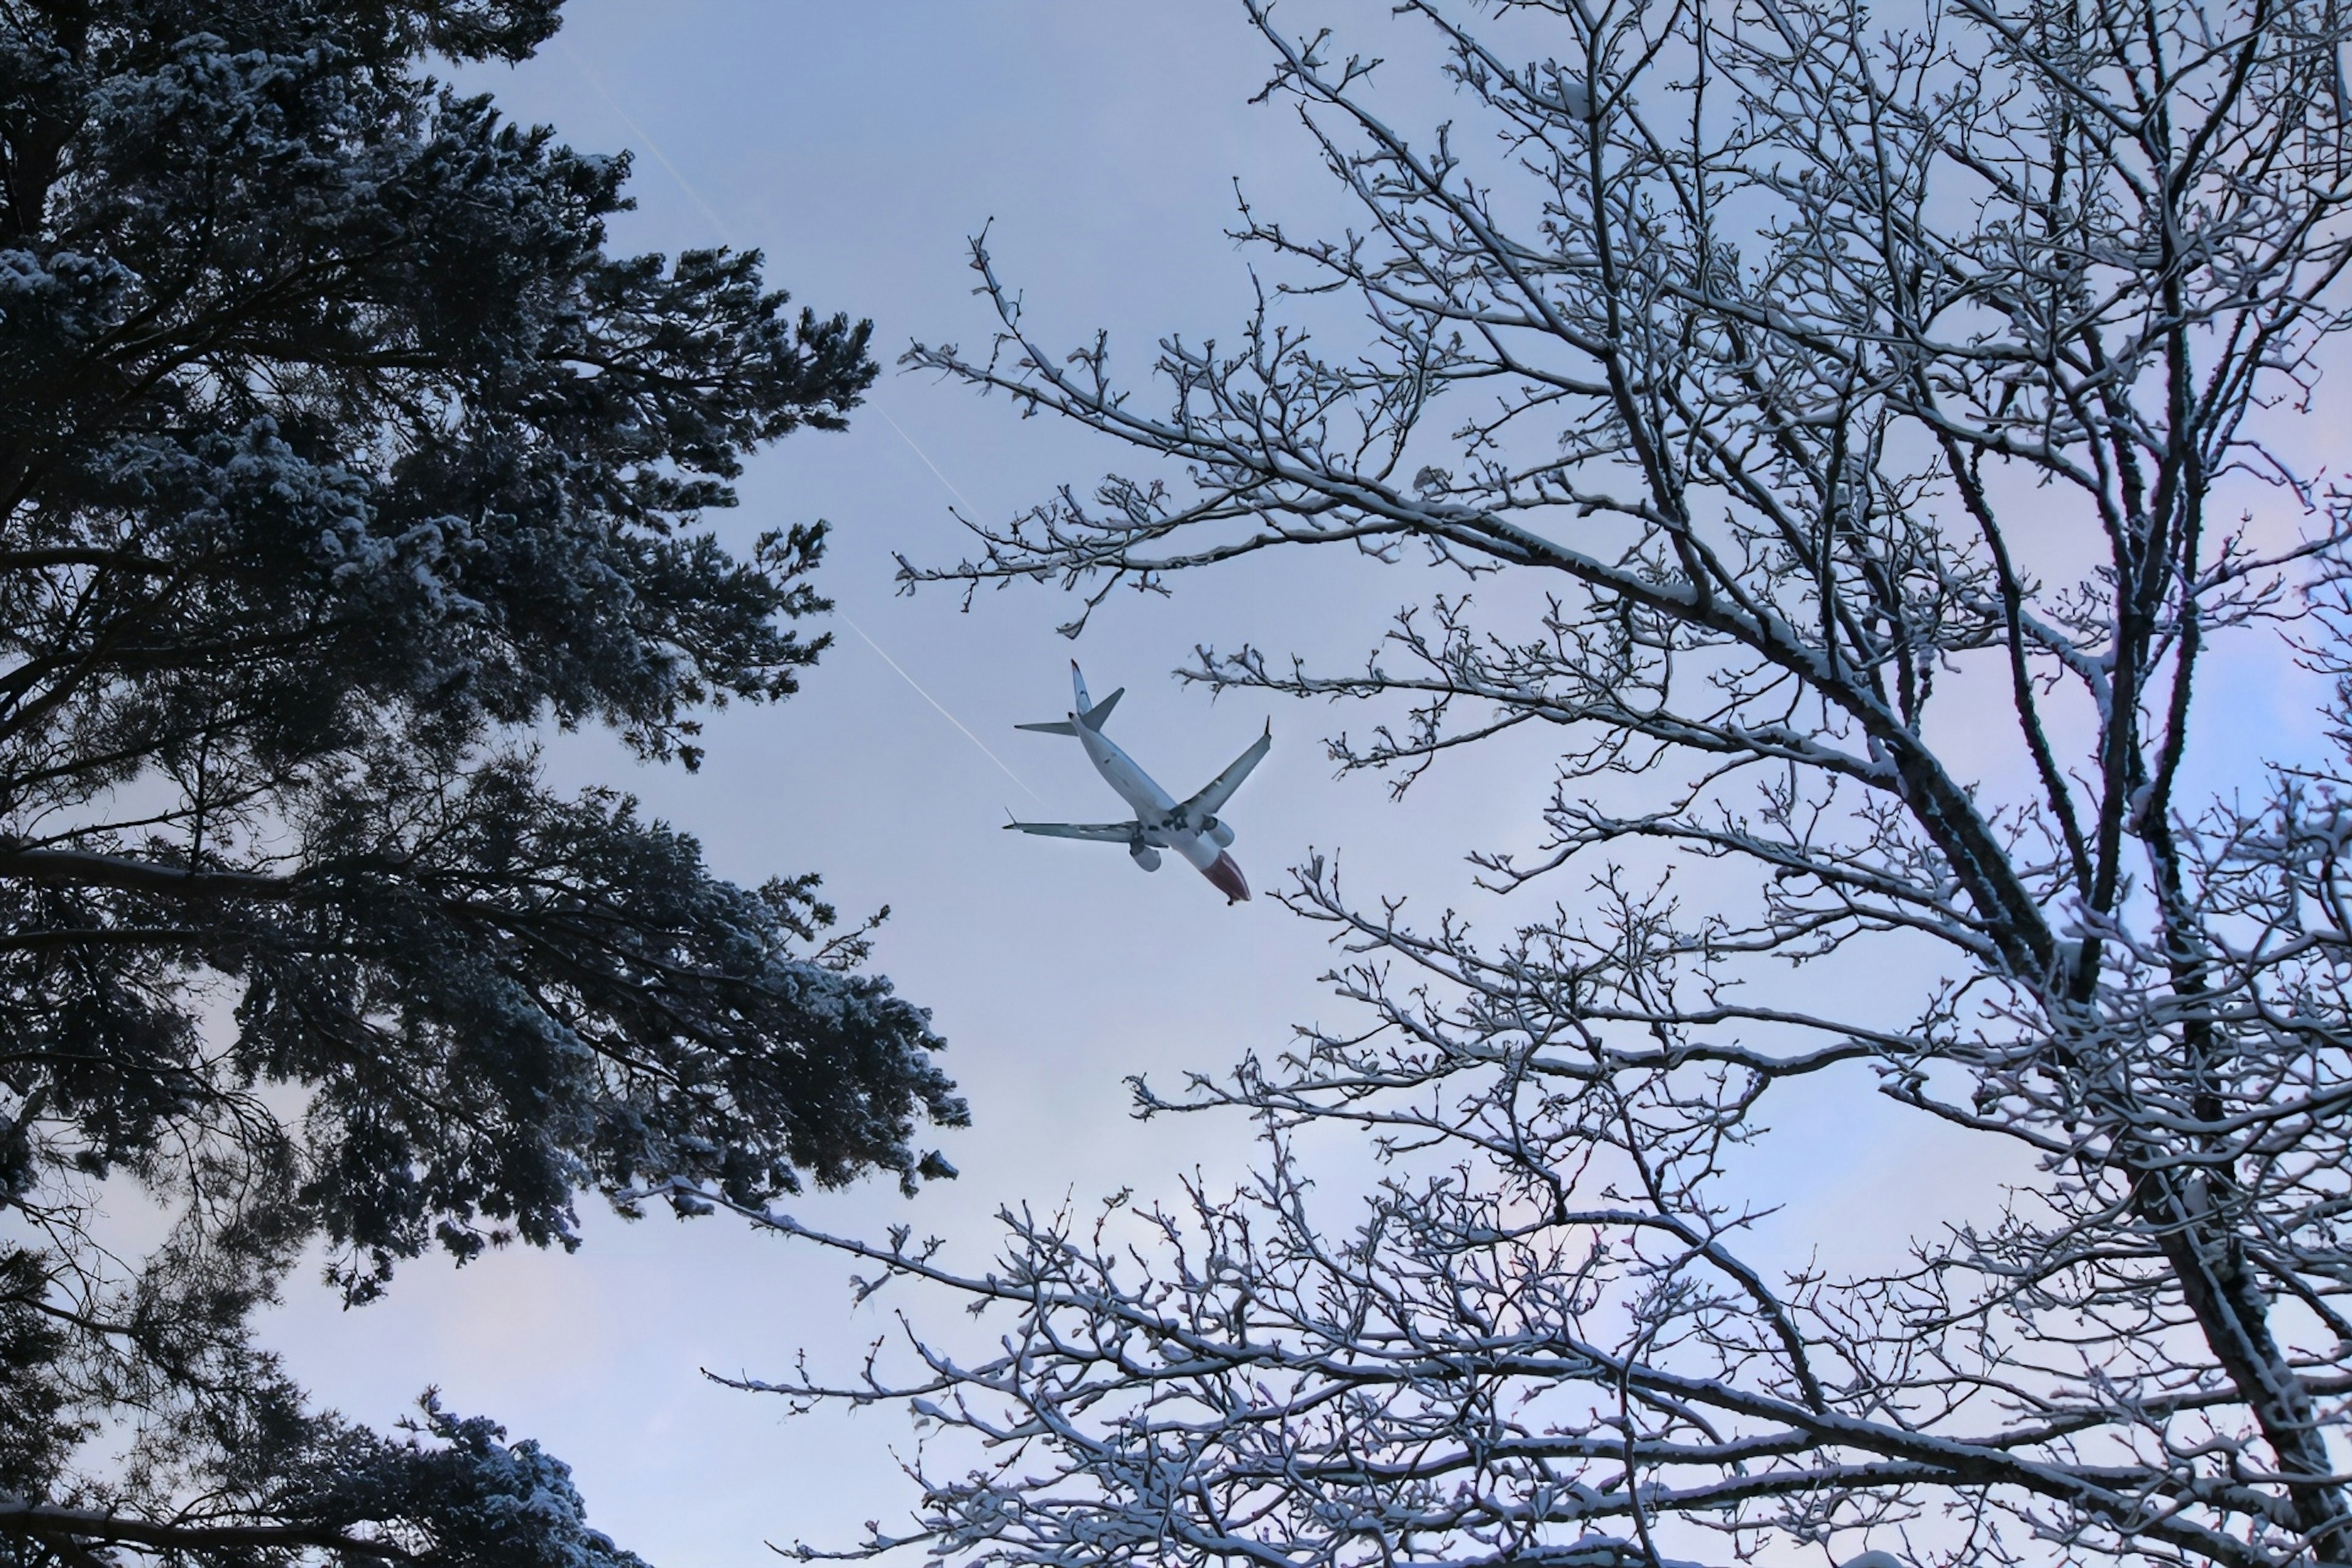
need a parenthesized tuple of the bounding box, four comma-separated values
(783, 0, 2352, 1564)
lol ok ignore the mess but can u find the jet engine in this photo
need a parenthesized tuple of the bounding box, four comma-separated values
(1202, 817, 1236, 848)
(1128, 840, 1163, 872)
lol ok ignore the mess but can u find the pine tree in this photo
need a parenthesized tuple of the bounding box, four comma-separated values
(0, 2, 963, 1561)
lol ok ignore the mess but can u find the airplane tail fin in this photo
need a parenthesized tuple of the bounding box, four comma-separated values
(1021, 662, 1121, 735)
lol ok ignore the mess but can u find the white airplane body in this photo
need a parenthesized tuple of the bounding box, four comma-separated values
(1008, 663, 1270, 903)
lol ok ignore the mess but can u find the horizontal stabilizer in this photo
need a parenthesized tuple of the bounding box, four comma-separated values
(1005, 820, 1140, 843)
(1016, 720, 1079, 736)
(1079, 688, 1123, 730)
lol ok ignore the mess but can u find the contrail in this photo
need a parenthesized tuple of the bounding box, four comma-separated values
(871, 404, 976, 513)
(556, 41, 739, 246)
(555, 43, 1038, 802)
(838, 614, 1041, 801)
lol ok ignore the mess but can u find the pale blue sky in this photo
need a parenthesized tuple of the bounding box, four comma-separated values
(266, 10, 1457, 1561)
(248, 6, 2309, 1565)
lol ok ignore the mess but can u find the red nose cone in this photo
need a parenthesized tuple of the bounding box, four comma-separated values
(1202, 851, 1251, 903)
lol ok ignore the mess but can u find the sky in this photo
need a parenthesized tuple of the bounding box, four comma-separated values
(246, 6, 2329, 1566)
(262, 10, 1505, 1561)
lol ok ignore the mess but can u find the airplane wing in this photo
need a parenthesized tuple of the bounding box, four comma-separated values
(1004, 820, 1140, 843)
(1178, 722, 1272, 826)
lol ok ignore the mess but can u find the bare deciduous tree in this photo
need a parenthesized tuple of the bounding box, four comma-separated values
(717, 1, 2352, 1564)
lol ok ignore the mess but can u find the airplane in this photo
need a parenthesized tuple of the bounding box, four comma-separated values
(1006, 662, 1271, 903)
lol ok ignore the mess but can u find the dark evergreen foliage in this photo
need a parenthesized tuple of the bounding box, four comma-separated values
(0, 1, 963, 1561)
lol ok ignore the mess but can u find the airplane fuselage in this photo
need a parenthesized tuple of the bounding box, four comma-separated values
(1071, 718, 1251, 902)
(1008, 663, 1267, 904)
